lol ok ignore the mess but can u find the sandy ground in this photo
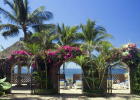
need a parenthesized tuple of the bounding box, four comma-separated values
(1, 93, 140, 100)
(1, 89, 140, 100)
(112, 89, 130, 94)
(60, 88, 82, 94)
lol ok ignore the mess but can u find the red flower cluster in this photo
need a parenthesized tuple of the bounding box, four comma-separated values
(8, 50, 32, 60)
(12, 50, 32, 55)
(59, 45, 80, 51)
(121, 43, 137, 60)
(128, 43, 136, 48)
(107, 43, 138, 63)
(44, 46, 82, 63)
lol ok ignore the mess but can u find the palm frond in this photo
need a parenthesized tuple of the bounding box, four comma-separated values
(31, 24, 55, 32)
(23, 0, 29, 19)
(0, 24, 19, 31)
(24, 42, 41, 54)
(57, 24, 79, 46)
(4, 0, 14, 9)
(23, 0, 29, 12)
(95, 34, 112, 42)
(79, 19, 112, 54)
(49, 34, 59, 41)
(0, 7, 17, 23)
(29, 6, 53, 23)
(72, 55, 87, 66)
(18, 0, 28, 22)
(0, 24, 19, 38)
(95, 26, 106, 33)
(1, 30, 19, 38)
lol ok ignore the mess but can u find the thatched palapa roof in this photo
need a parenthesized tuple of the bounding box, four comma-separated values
(0, 41, 25, 59)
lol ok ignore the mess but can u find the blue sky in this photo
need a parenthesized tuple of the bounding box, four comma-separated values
(0, 0, 140, 50)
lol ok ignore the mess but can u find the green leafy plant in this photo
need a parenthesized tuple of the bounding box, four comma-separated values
(0, 77, 12, 96)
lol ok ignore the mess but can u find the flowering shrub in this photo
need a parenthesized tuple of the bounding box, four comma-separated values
(121, 43, 140, 94)
(7, 50, 32, 65)
(107, 48, 122, 63)
(121, 43, 137, 59)
(12, 50, 32, 55)
(44, 46, 82, 64)
(108, 43, 140, 67)
(122, 43, 136, 48)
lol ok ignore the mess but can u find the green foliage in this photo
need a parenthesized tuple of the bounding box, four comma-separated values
(0, 77, 11, 96)
(0, 0, 53, 39)
(73, 55, 88, 67)
(32, 71, 48, 89)
(32, 72, 42, 82)
(24, 43, 41, 55)
(131, 64, 140, 94)
(57, 24, 79, 46)
(79, 42, 113, 92)
(31, 30, 58, 49)
(79, 19, 112, 56)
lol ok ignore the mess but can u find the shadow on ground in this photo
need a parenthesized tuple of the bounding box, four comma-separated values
(0, 93, 140, 100)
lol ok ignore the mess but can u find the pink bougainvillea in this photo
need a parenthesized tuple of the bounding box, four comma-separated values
(7, 50, 32, 61)
(128, 43, 136, 48)
(121, 43, 137, 60)
(6, 47, 82, 67)
(12, 50, 32, 55)
(107, 43, 139, 63)
(59, 45, 80, 51)
(44, 46, 82, 64)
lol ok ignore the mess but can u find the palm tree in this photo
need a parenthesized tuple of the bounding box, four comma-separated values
(0, 0, 53, 40)
(24, 29, 58, 89)
(26, 29, 58, 51)
(57, 24, 79, 76)
(79, 19, 112, 57)
(74, 19, 112, 92)
(57, 24, 79, 46)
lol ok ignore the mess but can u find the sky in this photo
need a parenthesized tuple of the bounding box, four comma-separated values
(0, 0, 140, 50)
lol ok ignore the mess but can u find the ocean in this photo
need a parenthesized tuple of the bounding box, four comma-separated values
(60, 68, 82, 79)
(14, 67, 127, 79)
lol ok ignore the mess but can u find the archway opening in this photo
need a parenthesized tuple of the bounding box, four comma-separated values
(11, 65, 32, 94)
(58, 62, 83, 94)
(108, 64, 130, 94)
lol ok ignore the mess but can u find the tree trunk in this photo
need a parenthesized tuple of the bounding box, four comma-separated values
(22, 25, 28, 40)
(17, 64, 22, 86)
(47, 65, 59, 94)
(129, 66, 135, 94)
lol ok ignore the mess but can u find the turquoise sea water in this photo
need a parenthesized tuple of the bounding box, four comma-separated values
(60, 68, 82, 79)
(14, 67, 127, 79)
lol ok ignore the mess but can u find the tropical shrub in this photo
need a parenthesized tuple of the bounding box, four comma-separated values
(132, 64, 140, 94)
(107, 43, 140, 94)
(82, 52, 111, 94)
(109, 43, 140, 66)
(8, 50, 32, 66)
(0, 78, 11, 96)
(44, 46, 82, 65)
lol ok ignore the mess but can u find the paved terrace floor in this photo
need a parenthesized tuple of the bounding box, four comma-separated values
(1, 93, 140, 100)
(1, 89, 140, 100)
